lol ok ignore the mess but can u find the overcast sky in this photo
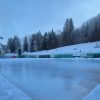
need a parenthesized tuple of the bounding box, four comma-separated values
(0, 0, 100, 43)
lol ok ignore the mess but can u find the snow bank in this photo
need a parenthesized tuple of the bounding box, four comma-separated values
(82, 84, 100, 100)
(4, 53, 18, 58)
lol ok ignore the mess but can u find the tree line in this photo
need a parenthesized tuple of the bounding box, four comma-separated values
(7, 17, 100, 53)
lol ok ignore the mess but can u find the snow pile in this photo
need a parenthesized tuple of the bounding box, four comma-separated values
(82, 84, 100, 100)
(0, 73, 31, 100)
(4, 53, 17, 57)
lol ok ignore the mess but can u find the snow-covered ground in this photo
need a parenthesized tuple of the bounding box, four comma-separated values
(3, 41, 100, 58)
(23, 41, 100, 56)
(0, 58, 100, 100)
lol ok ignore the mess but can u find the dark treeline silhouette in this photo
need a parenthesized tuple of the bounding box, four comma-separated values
(7, 14, 100, 53)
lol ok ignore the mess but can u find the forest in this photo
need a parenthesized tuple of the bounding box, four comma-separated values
(7, 14, 100, 53)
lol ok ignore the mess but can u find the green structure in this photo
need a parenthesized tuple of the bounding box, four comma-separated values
(54, 54, 73, 58)
(87, 53, 100, 58)
(39, 55, 50, 58)
(28, 55, 37, 58)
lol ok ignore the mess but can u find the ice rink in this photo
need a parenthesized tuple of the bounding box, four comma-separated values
(0, 58, 100, 100)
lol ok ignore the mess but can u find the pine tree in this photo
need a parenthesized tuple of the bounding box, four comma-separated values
(42, 32, 49, 50)
(62, 18, 74, 45)
(63, 19, 69, 33)
(7, 38, 15, 53)
(35, 31, 43, 51)
(30, 34, 36, 52)
(93, 22, 100, 41)
(13, 36, 21, 52)
(48, 29, 58, 49)
(68, 18, 74, 33)
(23, 37, 28, 52)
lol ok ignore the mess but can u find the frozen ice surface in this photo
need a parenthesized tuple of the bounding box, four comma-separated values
(0, 74, 31, 100)
(82, 84, 100, 100)
(0, 58, 100, 100)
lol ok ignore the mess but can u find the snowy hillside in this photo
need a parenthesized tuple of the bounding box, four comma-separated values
(24, 41, 100, 56)
(4, 41, 100, 58)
